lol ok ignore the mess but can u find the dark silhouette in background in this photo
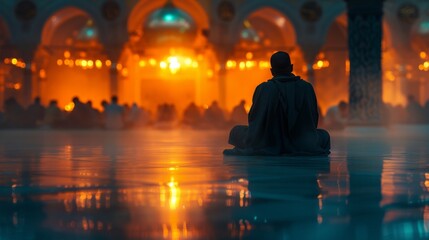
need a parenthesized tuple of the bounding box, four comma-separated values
(225, 51, 331, 156)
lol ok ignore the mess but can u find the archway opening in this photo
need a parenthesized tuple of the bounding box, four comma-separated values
(411, 18, 429, 105)
(316, 13, 348, 114)
(125, 0, 214, 113)
(36, 7, 109, 111)
(226, 7, 302, 111)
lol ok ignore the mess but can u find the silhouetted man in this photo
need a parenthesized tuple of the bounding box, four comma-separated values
(224, 51, 330, 156)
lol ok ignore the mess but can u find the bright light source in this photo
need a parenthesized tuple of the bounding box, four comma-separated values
(64, 102, 75, 112)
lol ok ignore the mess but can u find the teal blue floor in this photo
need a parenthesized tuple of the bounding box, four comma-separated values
(0, 126, 428, 239)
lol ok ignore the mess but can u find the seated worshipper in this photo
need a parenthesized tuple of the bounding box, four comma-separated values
(229, 100, 248, 125)
(104, 95, 124, 130)
(324, 101, 349, 130)
(224, 51, 330, 156)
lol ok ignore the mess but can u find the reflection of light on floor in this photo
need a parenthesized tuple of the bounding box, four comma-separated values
(168, 176, 180, 210)
(425, 205, 429, 232)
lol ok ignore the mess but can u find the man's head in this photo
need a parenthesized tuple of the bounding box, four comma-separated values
(270, 51, 293, 76)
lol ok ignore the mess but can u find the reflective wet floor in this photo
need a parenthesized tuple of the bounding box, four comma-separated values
(0, 126, 429, 240)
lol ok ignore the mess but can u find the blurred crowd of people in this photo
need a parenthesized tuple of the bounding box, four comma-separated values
(2, 95, 429, 130)
(320, 95, 429, 130)
(0, 96, 248, 130)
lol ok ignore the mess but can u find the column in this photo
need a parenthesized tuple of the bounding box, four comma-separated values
(213, 44, 232, 109)
(105, 45, 123, 97)
(346, 0, 384, 125)
(300, 43, 322, 86)
(18, 45, 37, 107)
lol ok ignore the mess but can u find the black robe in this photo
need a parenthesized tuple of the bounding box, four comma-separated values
(225, 74, 330, 156)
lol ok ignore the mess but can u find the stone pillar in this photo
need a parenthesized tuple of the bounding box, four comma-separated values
(18, 45, 37, 107)
(300, 43, 321, 86)
(346, 0, 384, 125)
(212, 44, 232, 109)
(105, 46, 123, 97)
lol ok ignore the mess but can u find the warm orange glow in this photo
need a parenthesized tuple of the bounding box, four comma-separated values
(149, 58, 157, 66)
(246, 52, 253, 60)
(105, 60, 112, 67)
(317, 60, 324, 68)
(121, 68, 129, 77)
(405, 73, 412, 79)
(81, 60, 88, 68)
(138, 60, 146, 67)
(385, 71, 395, 81)
(226, 60, 236, 69)
(424, 61, 429, 68)
(57, 59, 63, 66)
(420, 51, 427, 59)
(4, 58, 10, 64)
(13, 83, 21, 90)
(239, 61, 245, 70)
(160, 61, 167, 69)
(167, 177, 180, 210)
(88, 60, 94, 68)
(167, 56, 181, 74)
(116, 63, 123, 71)
(11, 58, 18, 65)
(184, 58, 192, 66)
(39, 69, 47, 79)
(95, 60, 102, 69)
(64, 51, 71, 59)
(64, 102, 75, 112)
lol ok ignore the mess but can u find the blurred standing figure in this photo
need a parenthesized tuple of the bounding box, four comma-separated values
(26, 97, 46, 128)
(68, 96, 90, 128)
(44, 100, 63, 128)
(230, 100, 247, 125)
(406, 95, 424, 124)
(324, 101, 349, 130)
(104, 95, 124, 130)
(4, 97, 26, 128)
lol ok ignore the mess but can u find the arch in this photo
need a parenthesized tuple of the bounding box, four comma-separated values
(320, 5, 394, 52)
(30, 1, 108, 46)
(227, 0, 301, 46)
(40, 7, 96, 46)
(128, 0, 209, 35)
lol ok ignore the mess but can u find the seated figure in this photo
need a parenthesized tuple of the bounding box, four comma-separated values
(324, 101, 348, 130)
(224, 51, 330, 156)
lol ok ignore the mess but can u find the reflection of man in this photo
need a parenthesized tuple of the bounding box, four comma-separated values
(224, 51, 330, 156)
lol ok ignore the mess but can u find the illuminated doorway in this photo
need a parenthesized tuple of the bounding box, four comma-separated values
(37, 7, 109, 110)
(125, 0, 214, 113)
